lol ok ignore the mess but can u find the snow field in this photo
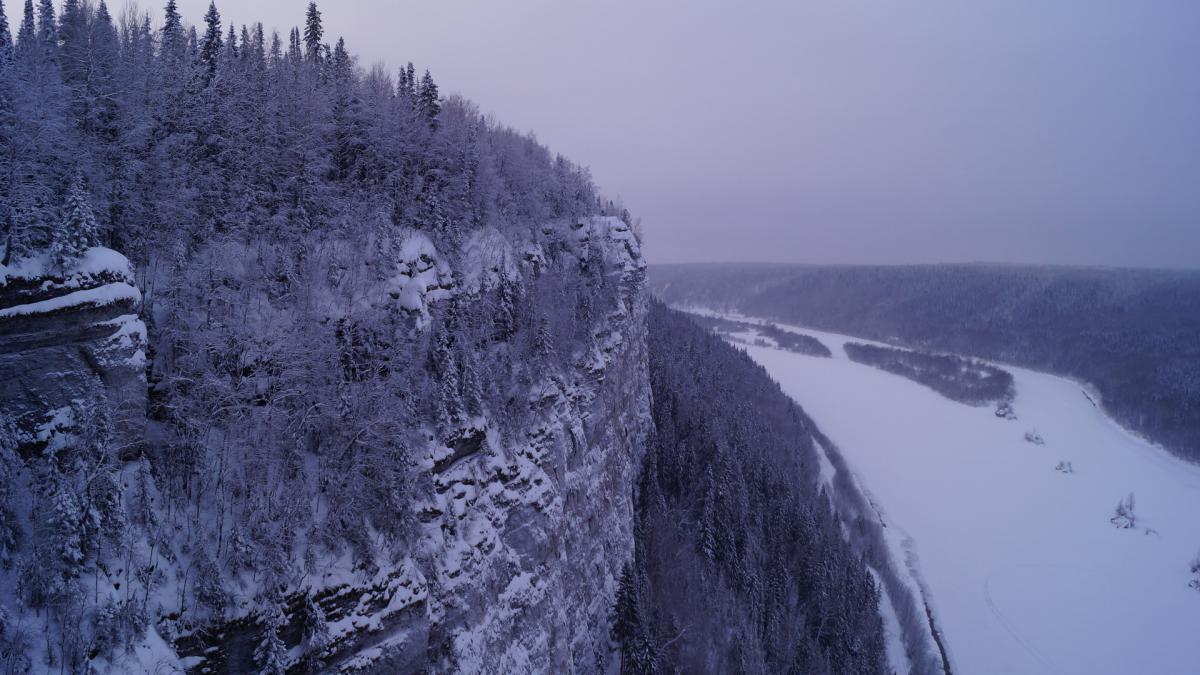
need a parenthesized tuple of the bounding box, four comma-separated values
(710, 312, 1200, 675)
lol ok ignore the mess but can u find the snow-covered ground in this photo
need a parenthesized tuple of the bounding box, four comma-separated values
(704, 311, 1200, 675)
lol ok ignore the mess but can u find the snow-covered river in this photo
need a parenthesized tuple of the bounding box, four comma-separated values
(706, 312, 1200, 675)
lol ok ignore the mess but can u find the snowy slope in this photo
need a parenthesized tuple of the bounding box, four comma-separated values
(700, 311, 1200, 675)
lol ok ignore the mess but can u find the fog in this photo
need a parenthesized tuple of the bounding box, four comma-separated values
(173, 0, 1200, 268)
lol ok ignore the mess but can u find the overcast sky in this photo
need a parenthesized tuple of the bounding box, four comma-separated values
(172, 1, 1200, 268)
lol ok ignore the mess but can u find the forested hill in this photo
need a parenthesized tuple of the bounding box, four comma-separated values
(1, 1, 648, 672)
(0, 0, 619, 263)
(630, 301, 889, 673)
(649, 263, 1200, 462)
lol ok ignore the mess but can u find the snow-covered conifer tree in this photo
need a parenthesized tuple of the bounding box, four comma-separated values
(534, 316, 555, 359)
(0, 0, 11, 64)
(494, 279, 518, 341)
(460, 349, 483, 416)
(199, 2, 221, 79)
(301, 593, 331, 662)
(254, 597, 289, 675)
(418, 68, 440, 127)
(303, 2, 322, 63)
(33, 0, 51, 47)
(51, 174, 99, 270)
(1111, 492, 1137, 528)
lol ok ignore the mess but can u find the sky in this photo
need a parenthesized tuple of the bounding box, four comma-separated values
(171, 1, 1200, 268)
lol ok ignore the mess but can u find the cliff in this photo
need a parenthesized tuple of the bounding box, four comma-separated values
(0, 218, 649, 674)
(0, 248, 147, 460)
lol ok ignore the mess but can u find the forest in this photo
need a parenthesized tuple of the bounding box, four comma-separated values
(651, 263, 1200, 461)
(686, 314, 832, 357)
(0, 0, 638, 671)
(620, 301, 887, 674)
(843, 342, 1015, 407)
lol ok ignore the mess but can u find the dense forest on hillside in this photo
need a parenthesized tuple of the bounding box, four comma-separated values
(0, 0, 641, 671)
(651, 263, 1200, 461)
(620, 301, 887, 674)
(1, 0, 621, 262)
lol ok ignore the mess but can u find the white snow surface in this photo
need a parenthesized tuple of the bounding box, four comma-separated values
(0, 246, 133, 287)
(388, 229, 454, 324)
(0, 282, 141, 318)
(700, 311, 1200, 675)
(0, 251, 50, 285)
(72, 246, 135, 281)
(870, 566, 915, 675)
(97, 313, 149, 368)
(459, 226, 520, 294)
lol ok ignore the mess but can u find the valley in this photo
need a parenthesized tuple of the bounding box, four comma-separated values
(689, 309, 1200, 675)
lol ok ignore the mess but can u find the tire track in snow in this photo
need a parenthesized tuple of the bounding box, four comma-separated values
(983, 565, 1068, 675)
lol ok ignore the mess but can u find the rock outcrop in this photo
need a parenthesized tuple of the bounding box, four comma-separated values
(0, 248, 147, 459)
(1, 217, 649, 673)
(165, 216, 650, 673)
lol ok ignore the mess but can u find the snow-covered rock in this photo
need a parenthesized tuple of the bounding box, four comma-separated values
(387, 229, 456, 326)
(459, 226, 520, 295)
(170, 219, 650, 673)
(0, 247, 146, 459)
(388, 217, 644, 325)
(403, 217, 650, 672)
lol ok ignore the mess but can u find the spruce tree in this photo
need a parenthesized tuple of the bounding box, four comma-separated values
(238, 24, 249, 61)
(57, 0, 83, 59)
(49, 481, 84, 572)
(301, 594, 331, 662)
(303, 1, 322, 63)
(534, 316, 555, 359)
(161, 0, 184, 59)
(494, 279, 517, 340)
(15, 0, 30, 51)
(460, 349, 483, 416)
(418, 68, 440, 127)
(199, 2, 221, 79)
(253, 23, 266, 64)
(611, 563, 639, 643)
(254, 598, 289, 675)
(287, 26, 301, 64)
(432, 324, 464, 433)
(331, 36, 347, 75)
(52, 174, 99, 271)
(329, 37, 368, 183)
(0, 0, 12, 63)
(34, 0, 51, 45)
(92, 3, 118, 68)
(74, 0, 118, 139)
(20, 0, 51, 65)
(611, 563, 656, 674)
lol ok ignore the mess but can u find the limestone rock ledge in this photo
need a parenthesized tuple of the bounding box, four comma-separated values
(0, 247, 147, 459)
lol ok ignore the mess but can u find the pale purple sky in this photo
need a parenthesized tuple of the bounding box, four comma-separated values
(171, 1, 1200, 268)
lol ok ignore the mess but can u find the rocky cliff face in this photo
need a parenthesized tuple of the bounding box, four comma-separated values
(0, 248, 147, 461)
(175, 217, 650, 673)
(403, 217, 651, 672)
(1, 218, 649, 673)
